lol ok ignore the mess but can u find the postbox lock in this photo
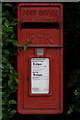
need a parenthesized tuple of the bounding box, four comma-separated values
(37, 48, 44, 56)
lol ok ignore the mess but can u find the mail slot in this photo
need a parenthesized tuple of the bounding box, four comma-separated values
(17, 3, 63, 114)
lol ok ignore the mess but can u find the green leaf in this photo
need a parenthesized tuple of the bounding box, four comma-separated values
(0, 92, 5, 95)
(2, 99, 7, 105)
(10, 19, 19, 26)
(10, 69, 13, 73)
(9, 110, 17, 118)
(26, 40, 30, 44)
(9, 74, 14, 80)
(18, 47, 23, 51)
(3, 10, 9, 17)
(2, 12, 6, 17)
(11, 34, 16, 39)
(15, 86, 18, 90)
(15, 78, 20, 84)
(6, 27, 13, 32)
(3, 49, 9, 54)
(14, 72, 20, 76)
(10, 19, 18, 26)
(11, 22, 18, 26)
(8, 80, 12, 87)
(27, 40, 34, 44)
(4, 20, 9, 28)
(24, 44, 27, 50)
(6, 39, 13, 42)
(67, 105, 74, 115)
(2, 17, 6, 21)
(9, 100, 17, 104)
(67, 110, 72, 115)
(2, 113, 8, 120)
(4, 3, 12, 7)
(12, 40, 19, 47)
(6, 63, 12, 69)
(2, 56, 7, 63)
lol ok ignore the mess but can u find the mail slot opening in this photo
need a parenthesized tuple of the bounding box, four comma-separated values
(21, 22, 59, 29)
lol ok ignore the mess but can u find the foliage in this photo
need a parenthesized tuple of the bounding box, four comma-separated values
(63, 3, 80, 115)
(2, 3, 19, 120)
(67, 69, 80, 114)
(2, 3, 34, 120)
(19, 40, 34, 51)
(23, 41, 34, 50)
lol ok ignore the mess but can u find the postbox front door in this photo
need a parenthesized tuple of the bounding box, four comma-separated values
(18, 3, 63, 114)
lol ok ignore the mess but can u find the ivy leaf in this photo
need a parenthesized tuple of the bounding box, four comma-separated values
(0, 92, 5, 95)
(27, 40, 34, 44)
(2, 113, 8, 120)
(10, 19, 18, 26)
(2, 99, 7, 105)
(5, 10, 10, 16)
(8, 80, 13, 87)
(18, 47, 23, 51)
(3, 49, 9, 54)
(4, 4, 12, 7)
(19, 47, 23, 51)
(15, 78, 20, 84)
(11, 33, 16, 39)
(24, 44, 27, 50)
(9, 100, 17, 104)
(2, 56, 7, 63)
(2, 17, 6, 21)
(14, 72, 20, 76)
(27, 40, 30, 44)
(2, 4, 19, 120)
(10, 69, 13, 73)
(2, 73, 7, 77)
(12, 40, 19, 47)
(11, 22, 18, 26)
(6, 39, 12, 43)
(2, 11, 6, 17)
(6, 27, 13, 32)
(6, 63, 12, 69)
(15, 86, 18, 90)
(4, 20, 9, 28)
(9, 110, 17, 118)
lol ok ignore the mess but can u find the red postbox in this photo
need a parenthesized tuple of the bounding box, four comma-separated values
(17, 3, 63, 114)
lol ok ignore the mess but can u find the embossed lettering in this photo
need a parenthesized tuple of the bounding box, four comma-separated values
(22, 9, 58, 17)
(30, 32, 53, 43)
(39, 10, 58, 16)
(23, 10, 36, 16)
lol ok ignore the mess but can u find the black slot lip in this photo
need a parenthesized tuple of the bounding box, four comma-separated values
(21, 22, 59, 29)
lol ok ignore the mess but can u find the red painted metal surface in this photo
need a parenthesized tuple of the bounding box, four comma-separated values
(17, 3, 63, 114)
